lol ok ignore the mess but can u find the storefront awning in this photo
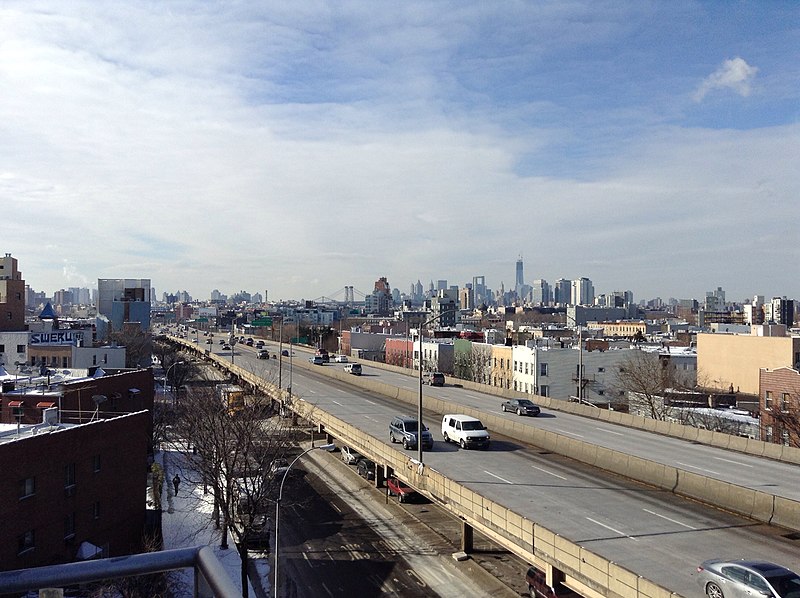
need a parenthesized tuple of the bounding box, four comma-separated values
(8, 400, 23, 408)
(36, 402, 56, 409)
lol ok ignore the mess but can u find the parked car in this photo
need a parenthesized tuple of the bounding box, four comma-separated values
(242, 513, 271, 551)
(697, 559, 800, 598)
(526, 566, 579, 598)
(344, 363, 362, 375)
(356, 458, 376, 481)
(341, 446, 362, 465)
(502, 398, 541, 416)
(257, 350, 269, 359)
(268, 458, 290, 478)
(441, 414, 490, 450)
(387, 477, 419, 503)
(389, 415, 434, 450)
(422, 371, 445, 386)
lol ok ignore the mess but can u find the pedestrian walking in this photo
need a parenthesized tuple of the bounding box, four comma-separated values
(172, 474, 180, 496)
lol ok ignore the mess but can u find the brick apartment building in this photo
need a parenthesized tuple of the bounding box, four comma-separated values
(0, 410, 150, 572)
(760, 366, 800, 447)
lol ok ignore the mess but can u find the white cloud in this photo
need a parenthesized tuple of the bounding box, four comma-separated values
(693, 57, 759, 102)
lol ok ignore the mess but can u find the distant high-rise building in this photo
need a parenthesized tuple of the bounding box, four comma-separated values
(472, 276, 487, 305)
(553, 279, 571, 305)
(365, 277, 392, 315)
(531, 279, 551, 305)
(571, 277, 594, 306)
(459, 286, 474, 310)
(97, 278, 152, 335)
(515, 256, 524, 288)
(705, 286, 726, 311)
(0, 253, 26, 331)
(766, 297, 794, 327)
(437, 279, 447, 292)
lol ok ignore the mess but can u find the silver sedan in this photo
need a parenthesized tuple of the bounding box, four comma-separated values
(697, 559, 800, 598)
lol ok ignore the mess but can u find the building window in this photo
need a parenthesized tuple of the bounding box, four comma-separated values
(524, 363, 529, 375)
(93, 454, 101, 473)
(65, 462, 76, 492)
(540, 385, 549, 397)
(540, 363, 548, 376)
(18, 477, 36, 499)
(92, 501, 101, 520)
(18, 530, 35, 555)
(64, 513, 76, 541)
(765, 391, 772, 409)
(781, 393, 790, 411)
(17, 344, 24, 353)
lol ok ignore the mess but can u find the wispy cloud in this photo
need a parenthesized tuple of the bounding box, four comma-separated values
(693, 57, 759, 102)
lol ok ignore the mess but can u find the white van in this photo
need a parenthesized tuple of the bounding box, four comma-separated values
(441, 414, 490, 450)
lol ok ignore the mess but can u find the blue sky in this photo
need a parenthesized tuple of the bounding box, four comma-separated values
(1, 1, 798, 303)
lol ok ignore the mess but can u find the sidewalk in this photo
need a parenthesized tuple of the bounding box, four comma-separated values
(156, 443, 263, 597)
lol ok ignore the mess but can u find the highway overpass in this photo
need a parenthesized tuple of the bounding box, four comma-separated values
(171, 336, 800, 598)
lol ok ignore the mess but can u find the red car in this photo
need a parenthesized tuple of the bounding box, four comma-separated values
(387, 477, 418, 503)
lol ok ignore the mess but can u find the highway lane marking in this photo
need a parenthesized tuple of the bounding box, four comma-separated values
(321, 582, 334, 597)
(330, 502, 342, 513)
(362, 398, 377, 405)
(595, 427, 625, 436)
(363, 415, 380, 422)
(484, 470, 514, 484)
(585, 517, 639, 541)
(675, 461, 721, 476)
(642, 508, 697, 530)
(553, 428, 584, 438)
(531, 465, 567, 480)
(332, 400, 343, 406)
(713, 456, 753, 467)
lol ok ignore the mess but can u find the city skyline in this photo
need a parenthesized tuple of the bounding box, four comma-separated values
(2, 2, 798, 301)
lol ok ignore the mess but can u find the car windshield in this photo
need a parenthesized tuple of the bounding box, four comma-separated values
(403, 421, 418, 432)
(462, 421, 484, 431)
(766, 573, 800, 598)
(517, 400, 534, 406)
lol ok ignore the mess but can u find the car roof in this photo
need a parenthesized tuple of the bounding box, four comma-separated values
(395, 414, 417, 422)
(704, 559, 795, 576)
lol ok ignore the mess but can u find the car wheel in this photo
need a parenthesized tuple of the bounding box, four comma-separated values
(398, 494, 405, 503)
(501, 405, 506, 412)
(443, 433, 449, 443)
(517, 408, 523, 415)
(705, 583, 724, 598)
(460, 439, 466, 449)
(403, 438, 410, 450)
(390, 432, 396, 443)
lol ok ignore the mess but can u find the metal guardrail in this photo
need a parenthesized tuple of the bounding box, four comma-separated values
(0, 546, 241, 597)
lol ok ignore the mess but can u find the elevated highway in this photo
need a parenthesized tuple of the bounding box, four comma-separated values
(172, 337, 800, 598)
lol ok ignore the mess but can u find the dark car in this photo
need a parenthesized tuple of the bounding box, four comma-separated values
(356, 458, 375, 481)
(281, 349, 289, 357)
(243, 513, 271, 551)
(502, 398, 541, 416)
(387, 477, 419, 503)
(697, 559, 800, 598)
(389, 415, 434, 450)
(257, 350, 269, 359)
(526, 567, 579, 598)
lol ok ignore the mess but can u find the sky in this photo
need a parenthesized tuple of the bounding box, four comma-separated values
(2, 1, 798, 303)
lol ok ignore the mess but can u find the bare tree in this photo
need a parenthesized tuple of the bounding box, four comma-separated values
(453, 343, 492, 384)
(613, 350, 695, 419)
(109, 325, 153, 368)
(173, 386, 306, 597)
(762, 380, 800, 447)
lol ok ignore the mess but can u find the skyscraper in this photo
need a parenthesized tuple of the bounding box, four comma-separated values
(515, 256, 524, 288)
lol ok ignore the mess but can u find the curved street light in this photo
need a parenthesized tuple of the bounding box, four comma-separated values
(273, 442, 335, 598)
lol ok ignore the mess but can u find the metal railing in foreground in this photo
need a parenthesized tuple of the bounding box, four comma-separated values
(0, 546, 241, 598)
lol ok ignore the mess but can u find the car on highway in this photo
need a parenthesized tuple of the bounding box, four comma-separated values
(340, 446, 362, 465)
(309, 355, 324, 365)
(422, 371, 445, 386)
(281, 349, 289, 357)
(344, 363, 362, 375)
(205, 338, 213, 344)
(333, 354, 348, 363)
(389, 415, 434, 450)
(257, 350, 269, 359)
(221, 343, 231, 350)
(387, 477, 419, 503)
(501, 398, 541, 416)
(255, 340, 265, 349)
(526, 566, 579, 598)
(356, 458, 375, 481)
(696, 559, 800, 598)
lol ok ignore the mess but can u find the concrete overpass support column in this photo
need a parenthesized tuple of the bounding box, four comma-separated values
(460, 520, 474, 553)
(546, 563, 566, 588)
(375, 463, 386, 488)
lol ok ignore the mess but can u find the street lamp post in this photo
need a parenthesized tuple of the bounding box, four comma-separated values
(165, 361, 185, 407)
(274, 443, 335, 598)
(416, 310, 450, 465)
